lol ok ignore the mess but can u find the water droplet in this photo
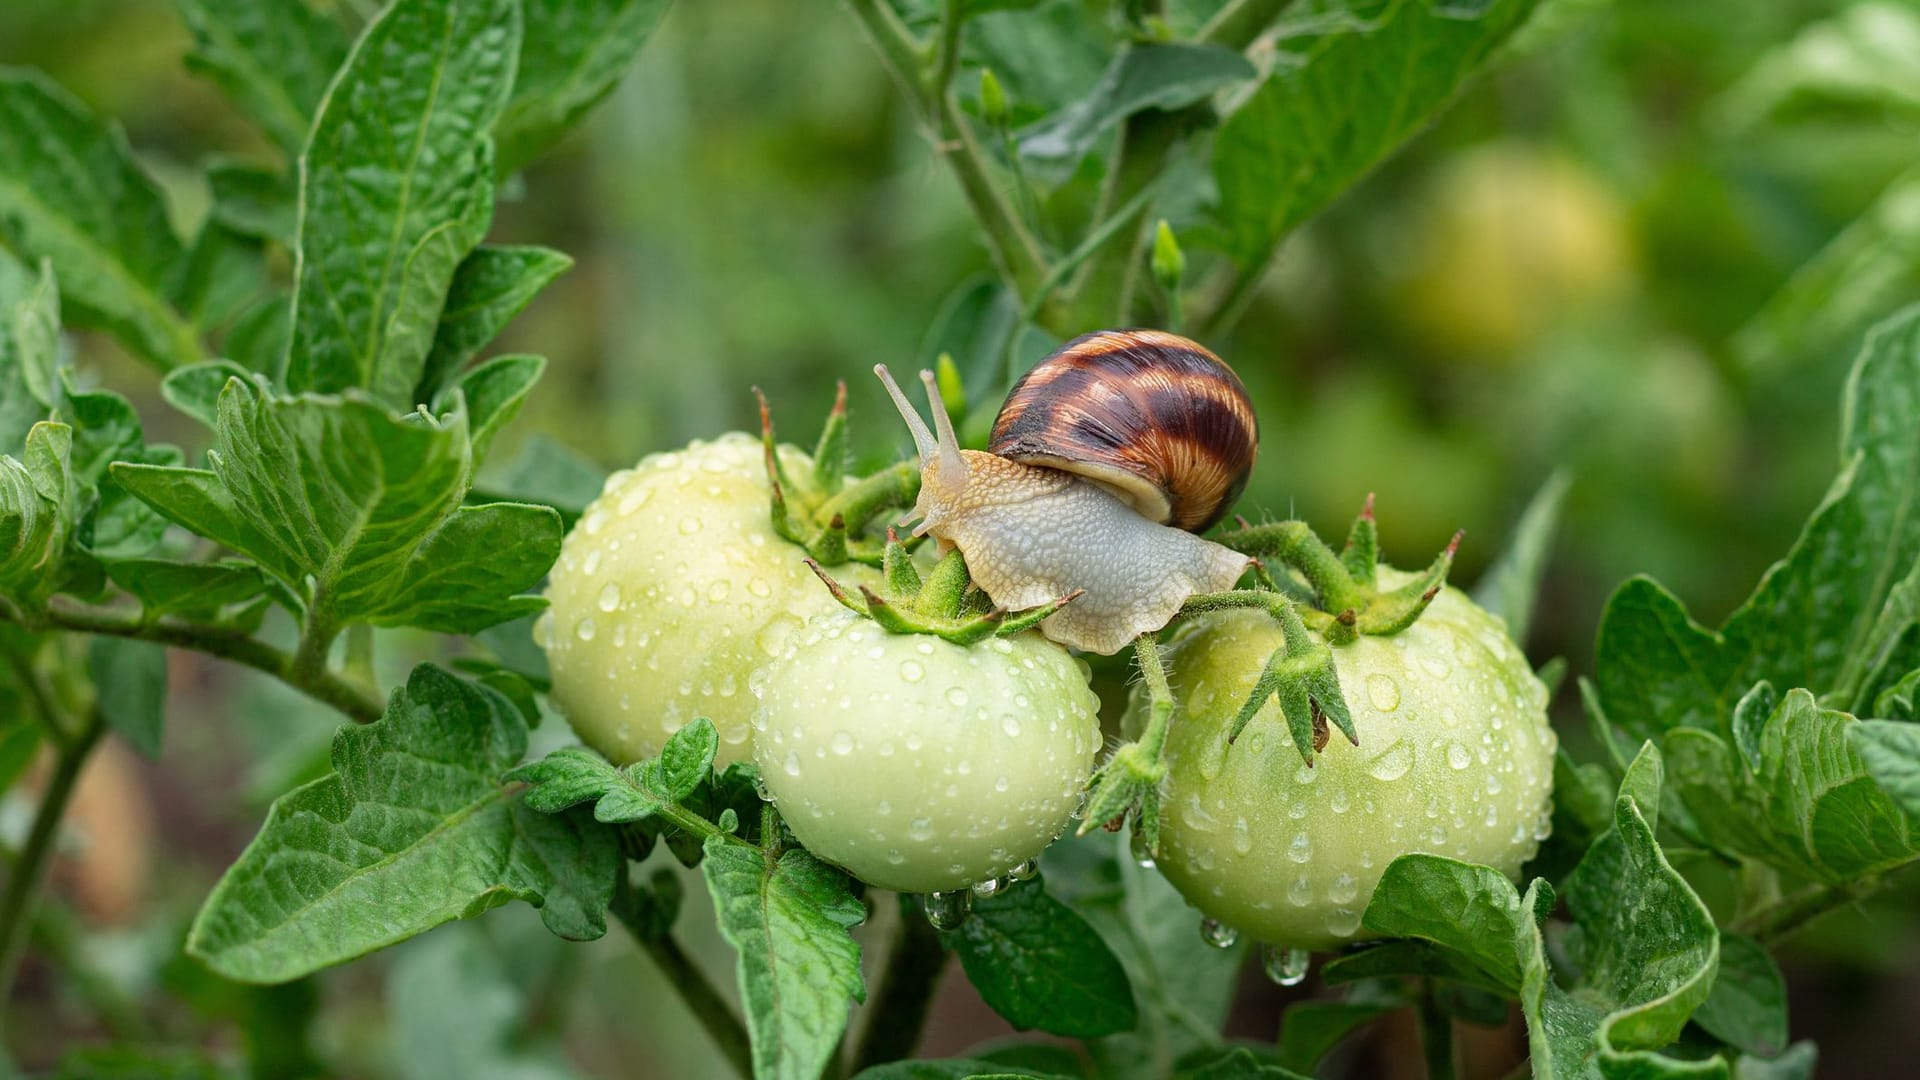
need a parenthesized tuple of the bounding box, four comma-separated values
(1130, 828, 1156, 868)
(830, 731, 854, 756)
(900, 660, 924, 683)
(1328, 873, 1358, 904)
(1200, 918, 1239, 949)
(1263, 945, 1310, 987)
(946, 687, 969, 707)
(752, 774, 772, 801)
(748, 576, 772, 598)
(1323, 907, 1363, 938)
(583, 549, 603, 575)
(708, 580, 731, 602)
(971, 877, 1006, 899)
(1366, 673, 1400, 712)
(924, 890, 973, 930)
(909, 817, 934, 841)
(1231, 817, 1253, 855)
(1288, 875, 1313, 907)
(1001, 716, 1022, 737)
(783, 751, 801, 777)
(596, 583, 622, 612)
(1287, 831, 1313, 863)
(1447, 743, 1472, 770)
(575, 617, 597, 642)
(1008, 859, 1039, 882)
(678, 515, 702, 535)
(1365, 739, 1413, 782)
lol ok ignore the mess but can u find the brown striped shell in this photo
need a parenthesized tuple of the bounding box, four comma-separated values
(989, 330, 1257, 533)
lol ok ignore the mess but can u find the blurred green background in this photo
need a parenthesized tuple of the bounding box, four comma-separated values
(6, 0, 1920, 1076)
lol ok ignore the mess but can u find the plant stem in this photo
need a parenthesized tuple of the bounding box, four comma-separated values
(842, 0, 1050, 302)
(1734, 880, 1875, 945)
(1418, 979, 1458, 1080)
(623, 923, 755, 1080)
(1198, 0, 1295, 47)
(1133, 633, 1176, 760)
(0, 706, 105, 1014)
(852, 895, 948, 1071)
(4, 600, 385, 723)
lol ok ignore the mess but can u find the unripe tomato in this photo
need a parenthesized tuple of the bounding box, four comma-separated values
(540, 433, 878, 766)
(1140, 572, 1556, 950)
(751, 611, 1101, 893)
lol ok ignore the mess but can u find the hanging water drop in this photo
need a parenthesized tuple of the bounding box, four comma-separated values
(971, 877, 1006, 900)
(1008, 859, 1039, 882)
(1199, 918, 1240, 949)
(1262, 945, 1310, 987)
(1129, 827, 1156, 869)
(924, 890, 973, 930)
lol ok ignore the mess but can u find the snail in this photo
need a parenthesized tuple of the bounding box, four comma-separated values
(876, 329, 1257, 655)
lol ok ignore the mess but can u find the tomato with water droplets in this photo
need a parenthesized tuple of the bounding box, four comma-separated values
(1138, 570, 1556, 951)
(751, 610, 1102, 894)
(540, 433, 878, 766)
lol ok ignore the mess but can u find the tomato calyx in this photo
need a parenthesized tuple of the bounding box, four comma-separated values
(805, 530, 1083, 645)
(756, 383, 922, 568)
(1218, 493, 1462, 643)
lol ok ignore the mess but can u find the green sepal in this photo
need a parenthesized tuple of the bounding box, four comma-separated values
(1338, 493, 1378, 587)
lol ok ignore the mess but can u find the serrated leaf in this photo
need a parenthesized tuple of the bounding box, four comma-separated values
(1600, 308, 1920, 737)
(1211, 0, 1541, 267)
(1017, 43, 1255, 168)
(205, 161, 297, 247)
(88, 636, 169, 758)
(1852, 719, 1920, 824)
(1275, 999, 1401, 1074)
(495, 0, 671, 174)
(0, 70, 200, 370)
(0, 250, 60, 455)
(0, 421, 76, 606)
(703, 839, 866, 1080)
(105, 558, 269, 621)
(1173, 1046, 1309, 1079)
(1874, 669, 1920, 720)
(285, 0, 520, 407)
(940, 879, 1137, 1038)
(63, 383, 144, 488)
(656, 715, 719, 802)
(416, 246, 572, 401)
(1360, 855, 1539, 995)
(114, 377, 560, 634)
(1472, 468, 1570, 646)
(508, 718, 721, 823)
(1693, 933, 1787, 1059)
(86, 443, 184, 561)
(186, 664, 618, 982)
(174, 0, 350, 154)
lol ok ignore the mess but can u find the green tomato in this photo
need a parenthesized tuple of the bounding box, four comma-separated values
(540, 433, 877, 766)
(752, 610, 1102, 893)
(1140, 572, 1556, 951)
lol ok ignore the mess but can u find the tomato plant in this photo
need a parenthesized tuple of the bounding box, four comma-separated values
(2, 2, 1918, 1079)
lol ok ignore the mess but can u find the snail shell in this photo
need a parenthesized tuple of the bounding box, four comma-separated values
(990, 329, 1257, 533)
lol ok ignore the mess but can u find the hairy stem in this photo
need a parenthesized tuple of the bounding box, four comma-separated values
(1418, 979, 1458, 1080)
(1134, 633, 1177, 760)
(6, 600, 385, 723)
(0, 706, 105, 1014)
(852, 896, 949, 1070)
(618, 916, 754, 1080)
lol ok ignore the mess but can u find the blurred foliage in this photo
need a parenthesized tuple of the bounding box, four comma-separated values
(6, 0, 1920, 1075)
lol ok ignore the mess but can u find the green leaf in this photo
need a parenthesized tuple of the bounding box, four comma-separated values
(852, 1062, 1067, 1080)
(1874, 668, 1920, 720)
(1852, 719, 1920, 824)
(1275, 999, 1401, 1074)
(0, 420, 76, 606)
(1692, 933, 1787, 1059)
(940, 879, 1137, 1037)
(1472, 468, 1570, 647)
(1599, 307, 1920, 737)
(703, 839, 866, 1080)
(285, 0, 520, 406)
(508, 718, 720, 823)
(63, 383, 144, 489)
(496, 0, 671, 174)
(186, 665, 618, 982)
(1733, 1042, 1817, 1080)
(88, 636, 169, 758)
(1211, 0, 1541, 267)
(105, 558, 270, 621)
(205, 161, 297, 247)
(0, 250, 60, 455)
(174, 0, 350, 154)
(161, 361, 251, 429)
(474, 434, 607, 525)
(1361, 855, 1539, 995)
(115, 377, 560, 634)
(1018, 44, 1255, 168)
(656, 714, 719, 801)
(1173, 1046, 1309, 1079)
(224, 294, 291, 373)
(1756, 690, 1916, 879)
(441, 353, 544, 463)
(417, 246, 572, 402)
(0, 70, 200, 370)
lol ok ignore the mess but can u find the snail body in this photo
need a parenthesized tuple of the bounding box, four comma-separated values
(877, 330, 1256, 655)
